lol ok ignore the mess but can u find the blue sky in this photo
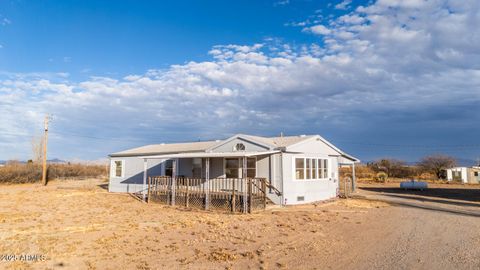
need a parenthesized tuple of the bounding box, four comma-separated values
(0, 0, 479, 163)
(0, 0, 347, 77)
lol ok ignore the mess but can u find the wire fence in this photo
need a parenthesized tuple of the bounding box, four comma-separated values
(148, 176, 267, 213)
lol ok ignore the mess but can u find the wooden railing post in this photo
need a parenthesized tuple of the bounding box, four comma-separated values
(205, 158, 210, 210)
(242, 157, 248, 213)
(232, 178, 236, 212)
(248, 178, 253, 213)
(172, 160, 176, 206)
(186, 177, 190, 208)
(263, 178, 267, 210)
(147, 176, 152, 203)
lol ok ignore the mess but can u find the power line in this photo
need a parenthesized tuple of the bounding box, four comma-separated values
(1, 130, 480, 150)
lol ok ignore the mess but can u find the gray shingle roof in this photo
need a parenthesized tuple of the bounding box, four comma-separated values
(109, 134, 314, 157)
(110, 141, 218, 157)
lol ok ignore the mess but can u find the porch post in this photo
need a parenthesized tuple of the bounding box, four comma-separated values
(242, 157, 247, 213)
(352, 162, 356, 192)
(172, 159, 176, 206)
(143, 158, 148, 202)
(205, 158, 210, 210)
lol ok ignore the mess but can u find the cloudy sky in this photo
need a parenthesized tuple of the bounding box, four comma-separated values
(0, 0, 479, 163)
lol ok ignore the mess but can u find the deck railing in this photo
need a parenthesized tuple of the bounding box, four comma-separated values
(148, 176, 268, 213)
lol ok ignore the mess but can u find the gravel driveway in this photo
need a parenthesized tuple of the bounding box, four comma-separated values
(339, 184, 480, 270)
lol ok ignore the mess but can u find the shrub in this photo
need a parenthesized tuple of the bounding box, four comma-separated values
(0, 162, 107, 184)
(375, 172, 388, 183)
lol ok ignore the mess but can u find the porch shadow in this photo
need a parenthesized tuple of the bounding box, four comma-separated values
(360, 187, 480, 203)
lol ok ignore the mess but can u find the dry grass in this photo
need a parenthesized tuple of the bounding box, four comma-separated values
(0, 162, 107, 184)
(0, 179, 387, 270)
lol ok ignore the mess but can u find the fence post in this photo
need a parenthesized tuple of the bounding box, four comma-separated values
(205, 158, 210, 210)
(172, 160, 176, 206)
(352, 163, 356, 192)
(147, 176, 151, 203)
(242, 157, 248, 213)
(262, 178, 267, 210)
(143, 158, 148, 202)
(186, 177, 189, 208)
(232, 178, 236, 212)
(248, 178, 253, 214)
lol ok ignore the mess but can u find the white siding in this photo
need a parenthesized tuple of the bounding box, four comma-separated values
(109, 157, 165, 193)
(280, 137, 342, 204)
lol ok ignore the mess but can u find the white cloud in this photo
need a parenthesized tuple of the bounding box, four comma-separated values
(303, 25, 331, 35)
(274, 0, 289, 6)
(1, 17, 11, 26)
(1, 0, 480, 160)
(335, 0, 352, 10)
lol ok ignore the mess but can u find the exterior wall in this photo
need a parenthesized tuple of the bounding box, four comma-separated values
(280, 152, 339, 205)
(467, 168, 480, 184)
(447, 167, 468, 183)
(210, 137, 269, 152)
(280, 138, 341, 204)
(109, 157, 165, 193)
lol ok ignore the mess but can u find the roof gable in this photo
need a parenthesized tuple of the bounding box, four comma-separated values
(206, 134, 273, 152)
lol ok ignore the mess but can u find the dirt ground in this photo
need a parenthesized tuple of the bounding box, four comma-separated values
(0, 179, 479, 270)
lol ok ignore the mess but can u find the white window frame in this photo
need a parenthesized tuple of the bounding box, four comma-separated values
(111, 159, 125, 178)
(293, 156, 330, 181)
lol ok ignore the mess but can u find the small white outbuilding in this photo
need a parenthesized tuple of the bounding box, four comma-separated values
(446, 167, 480, 184)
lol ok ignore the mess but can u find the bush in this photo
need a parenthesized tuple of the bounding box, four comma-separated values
(0, 162, 107, 184)
(375, 172, 388, 183)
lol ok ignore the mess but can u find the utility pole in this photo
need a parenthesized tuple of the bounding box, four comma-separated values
(42, 115, 49, 185)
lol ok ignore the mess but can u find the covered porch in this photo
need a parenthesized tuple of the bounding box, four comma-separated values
(139, 151, 282, 213)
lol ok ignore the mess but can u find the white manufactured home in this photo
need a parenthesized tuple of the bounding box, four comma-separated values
(108, 134, 359, 206)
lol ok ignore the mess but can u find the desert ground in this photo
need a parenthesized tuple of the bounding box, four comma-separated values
(0, 179, 479, 270)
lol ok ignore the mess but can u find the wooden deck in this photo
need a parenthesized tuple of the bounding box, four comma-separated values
(148, 176, 267, 213)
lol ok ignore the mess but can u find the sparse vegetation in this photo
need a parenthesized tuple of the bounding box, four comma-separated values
(341, 154, 460, 182)
(375, 172, 388, 183)
(0, 162, 107, 184)
(418, 154, 457, 180)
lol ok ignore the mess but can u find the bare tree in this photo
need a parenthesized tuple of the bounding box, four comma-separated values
(31, 136, 44, 164)
(368, 158, 412, 178)
(418, 154, 457, 179)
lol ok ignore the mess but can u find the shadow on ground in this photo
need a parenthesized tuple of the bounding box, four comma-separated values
(359, 187, 480, 218)
(360, 187, 480, 203)
(97, 183, 109, 190)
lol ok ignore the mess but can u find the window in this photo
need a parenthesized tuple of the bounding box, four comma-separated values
(234, 143, 246, 151)
(225, 158, 239, 178)
(295, 158, 329, 180)
(225, 158, 256, 178)
(295, 158, 305, 180)
(165, 160, 173, 177)
(113, 160, 123, 177)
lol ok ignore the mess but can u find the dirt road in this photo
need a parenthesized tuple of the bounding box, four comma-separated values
(335, 183, 480, 270)
(0, 179, 479, 269)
